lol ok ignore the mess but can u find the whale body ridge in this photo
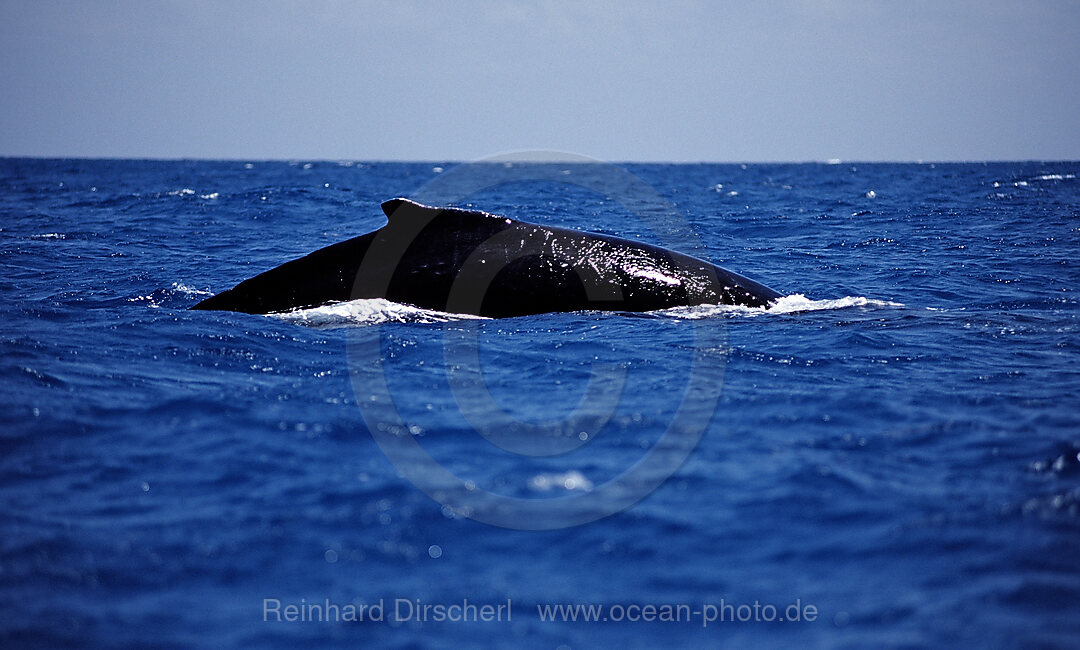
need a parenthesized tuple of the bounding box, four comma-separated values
(190, 198, 782, 317)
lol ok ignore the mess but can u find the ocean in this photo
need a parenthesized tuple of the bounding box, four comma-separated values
(1, 158, 1078, 648)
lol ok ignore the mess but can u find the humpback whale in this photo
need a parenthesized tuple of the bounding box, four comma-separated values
(190, 198, 782, 318)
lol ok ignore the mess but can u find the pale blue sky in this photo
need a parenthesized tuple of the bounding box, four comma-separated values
(1, 0, 1077, 161)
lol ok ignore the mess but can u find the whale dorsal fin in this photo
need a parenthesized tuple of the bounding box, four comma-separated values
(381, 197, 442, 220)
(381, 197, 511, 228)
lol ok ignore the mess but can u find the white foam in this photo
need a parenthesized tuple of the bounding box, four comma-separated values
(528, 470, 593, 492)
(131, 283, 212, 308)
(171, 282, 212, 297)
(654, 293, 905, 319)
(168, 188, 196, 196)
(265, 293, 903, 328)
(767, 293, 904, 312)
(267, 298, 488, 328)
(32, 233, 66, 240)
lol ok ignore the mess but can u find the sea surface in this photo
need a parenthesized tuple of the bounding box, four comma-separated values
(1, 158, 1078, 648)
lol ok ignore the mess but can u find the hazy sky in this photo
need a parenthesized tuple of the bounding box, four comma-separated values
(1, 0, 1077, 161)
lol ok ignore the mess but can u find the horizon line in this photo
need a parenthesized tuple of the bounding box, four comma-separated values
(2, 155, 1078, 165)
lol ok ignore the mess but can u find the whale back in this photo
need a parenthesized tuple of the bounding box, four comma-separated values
(191, 199, 781, 316)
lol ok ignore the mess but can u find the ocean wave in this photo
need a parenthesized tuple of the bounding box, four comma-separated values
(992, 173, 1075, 189)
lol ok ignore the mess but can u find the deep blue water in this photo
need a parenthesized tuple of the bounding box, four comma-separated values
(2, 158, 1078, 648)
